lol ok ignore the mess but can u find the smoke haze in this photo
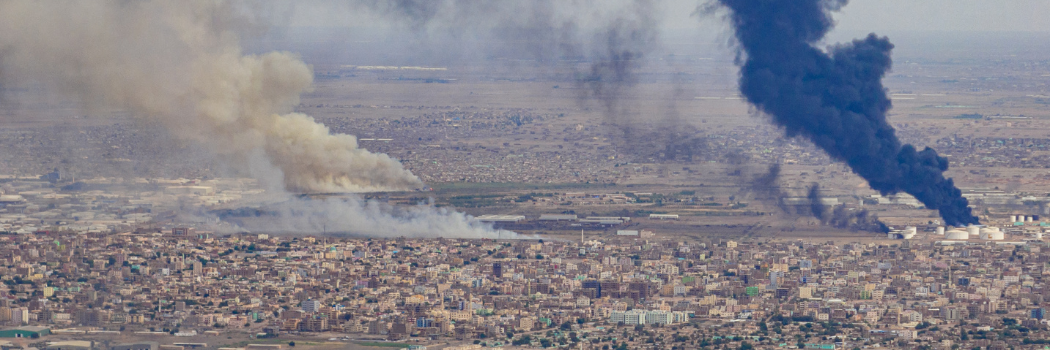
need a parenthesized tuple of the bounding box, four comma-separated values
(807, 183, 888, 232)
(0, 0, 517, 238)
(352, 0, 662, 134)
(713, 0, 979, 226)
(231, 196, 518, 239)
(0, 0, 420, 194)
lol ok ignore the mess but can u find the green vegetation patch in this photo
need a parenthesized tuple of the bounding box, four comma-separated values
(953, 113, 983, 119)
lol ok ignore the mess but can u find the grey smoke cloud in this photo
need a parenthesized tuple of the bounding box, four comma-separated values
(234, 196, 524, 239)
(0, 0, 509, 238)
(0, 0, 420, 194)
(350, 0, 662, 128)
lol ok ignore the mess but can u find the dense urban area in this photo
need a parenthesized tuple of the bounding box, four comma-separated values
(0, 3, 1049, 350)
(2, 227, 1050, 350)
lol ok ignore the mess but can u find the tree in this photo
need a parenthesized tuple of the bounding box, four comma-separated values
(512, 335, 533, 346)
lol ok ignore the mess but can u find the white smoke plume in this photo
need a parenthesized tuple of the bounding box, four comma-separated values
(0, 0, 512, 238)
(0, 0, 421, 193)
(236, 196, 524, 239)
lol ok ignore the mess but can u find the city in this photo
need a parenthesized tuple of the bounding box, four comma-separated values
(1, 1, 1050, 350)
(1, 224, 1050, 350)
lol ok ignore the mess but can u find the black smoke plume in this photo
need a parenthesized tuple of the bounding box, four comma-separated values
(744, 163, 791, 213)
(359, 0, 576, 62)
(361, 0, 445, 30)
(830, 206, 889, 233)
(807, 183, 827, 222)
(808, 183, 888, 233)
(714, 0, 978, 226)
(575, 0, 658, 130)
(752, 164, 781, 193)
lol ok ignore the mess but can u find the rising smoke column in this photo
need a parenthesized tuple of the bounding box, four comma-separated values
(0, 0, 515, 238)
(356, 0, 660, 139)
(0, 0, 421, 193)
(806, 183, 888, 232)
(575, 0, 659, 130)
(714, 0, 978, 226)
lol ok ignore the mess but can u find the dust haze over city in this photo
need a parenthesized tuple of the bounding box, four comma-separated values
(1, 0, 1050, 349)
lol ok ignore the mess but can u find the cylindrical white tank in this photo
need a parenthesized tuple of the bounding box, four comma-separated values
(903, 231, 917, 239)
(1027, 216, 1034, 223)
(989, 231, 1004, 240)
(1011, 215, 1018, 223)
(967, 225, 980, 236)
(945, 230, 969, 240)
(936, 226, 945, 235)
(980, 227, 1001, 240)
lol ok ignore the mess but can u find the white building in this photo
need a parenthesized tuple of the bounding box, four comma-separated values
(302, 299, 322, 313)
(609, 310, 687, 325)
(609, 310, 646, 325)
(645, 311, 673, 325)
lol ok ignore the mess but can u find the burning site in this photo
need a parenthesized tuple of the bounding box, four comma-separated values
(0, 0, 1045, 242)
(4, 1, 1050, 348)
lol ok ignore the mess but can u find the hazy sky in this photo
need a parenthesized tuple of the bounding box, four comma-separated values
(672, 0, 1050, 35)
(833, 0, 1050, 33)
(274, 0, 1050, 64)
(288, 0, 1050, 34)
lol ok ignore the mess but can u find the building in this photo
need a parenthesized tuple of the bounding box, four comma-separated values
(0, 326, 50, 338)
(648, 214, 679, 220)
(45, 341, 92, 350)
(538, 214, 577, 221)
(609, 310, 646, 325)
(111, 342, 159, 350)
(492, 263, 502, 278)
(645, 311, 673, 325)
(245, 345, 282, 350)
(475, 215, 526, 223)
(171, 227, 196, 236)
(942, 306, 963, 321)
(302, 300, 321, 313)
